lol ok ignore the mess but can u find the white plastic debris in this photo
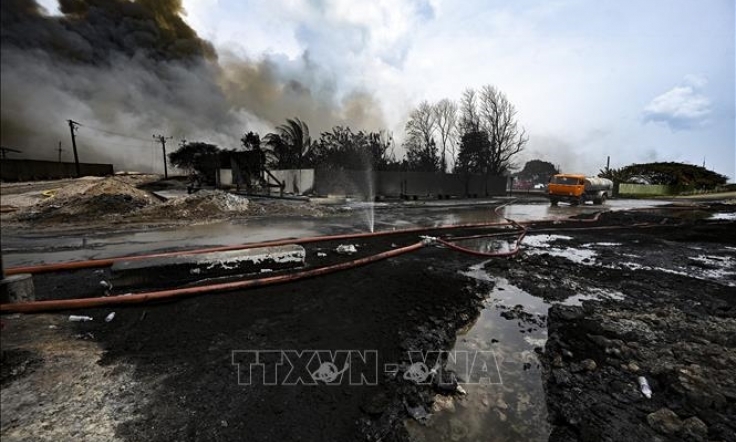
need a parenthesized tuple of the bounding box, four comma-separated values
(335, 244, 358, 255)
(317, 252, 327, 258)
(105, 312, 116, 322)
(637, 376, 652, 399)
(69, 315, 93, 322)
(405, 403, 430, 424)
(100, 280, 113, 295)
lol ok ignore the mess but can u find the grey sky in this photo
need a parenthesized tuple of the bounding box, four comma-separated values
(34, 0, 736, 179)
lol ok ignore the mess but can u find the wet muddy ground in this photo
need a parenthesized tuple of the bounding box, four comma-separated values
(1, 198, 668, 267)
(2, 202, 735, 442)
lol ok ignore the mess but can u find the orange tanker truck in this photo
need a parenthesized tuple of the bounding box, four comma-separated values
(547, 174, 613, 206)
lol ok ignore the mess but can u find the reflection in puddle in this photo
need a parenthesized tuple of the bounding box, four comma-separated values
(407, 268, 628, 442)
(526, 247, 598, 264)
(452, 238, 515, 254)
(521, 234, 598, 264)
(521, 234, 572, 248)
(562, 287, 625, 306)
(710, 212, 736, 221)
(406, 274, 552, 442)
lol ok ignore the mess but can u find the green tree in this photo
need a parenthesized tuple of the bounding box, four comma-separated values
(598, 166, 628, 184)
(455, 130, 491, 174)
(518, 160, 559, 183)
(455, 130, 491, 195)
(240, 131, 261, 150)
(599, 162, 727, 189)
(406, 138, 440, 172)
(168, 141, 219, 182)
(262, 133, 292, 169)
(307, 126, 397, 170)
(264, 118, 312, 169)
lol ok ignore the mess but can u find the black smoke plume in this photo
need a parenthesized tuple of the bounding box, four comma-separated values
(0, 0, 384, 171)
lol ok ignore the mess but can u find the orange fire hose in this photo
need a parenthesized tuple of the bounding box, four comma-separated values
(3, 219, 517, 276)
(1, 202, 691, 314)
(0, 241, 426, 313)
(4, 200, 618, 276)
(436, 201, 530, 257)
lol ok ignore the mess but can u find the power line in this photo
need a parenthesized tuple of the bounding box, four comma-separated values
(75, 135, 154, 149)
(75, 122, 152, 142)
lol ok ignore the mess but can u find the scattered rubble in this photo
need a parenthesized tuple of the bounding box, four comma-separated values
(16, 177, 156, 223)
(485, 214, 736, 442)
(336, 244, 358, 255)
(2, 176, 339, 229)
(132, 190, 248, 220)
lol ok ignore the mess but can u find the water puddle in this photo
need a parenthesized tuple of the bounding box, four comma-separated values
(710, 212, 736, 221)
(2, 219, 325, 266)
(562, 287, 626, 306)
(406, 266, 629, 441)
(617, 257, 736, 287)
(581, 242, 622, 248)
(521, 234, 598, 265)
(521, 234, 573, 248)
(451, 238, 515, 254)
(405, 274, 551, 442)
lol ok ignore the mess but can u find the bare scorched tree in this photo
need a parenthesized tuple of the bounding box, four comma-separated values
(433, 98, 458, 173)
(404, 100, 440, 172)
(457, 86, 527, 177)
(476, 85, 528, 175)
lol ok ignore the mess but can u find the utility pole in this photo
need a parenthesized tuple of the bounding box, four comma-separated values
(153, 134, 172, 179)
(67, 120, 81, 177)
(57, 141, 65, 163)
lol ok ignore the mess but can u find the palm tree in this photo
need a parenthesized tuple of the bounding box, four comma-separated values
(262, 118, 312, 194)
(262, 133, 290, 169)
(276, 117, 311, 169)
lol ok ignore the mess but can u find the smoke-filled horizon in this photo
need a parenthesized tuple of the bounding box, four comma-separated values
(3, 0, 734, 179)
(0, 0, 386, 172)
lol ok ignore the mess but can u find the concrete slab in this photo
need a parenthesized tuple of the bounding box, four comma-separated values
(151, 189, 189, 201)
(111, 245, 305, 290)
(0, 273, 35, 303)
